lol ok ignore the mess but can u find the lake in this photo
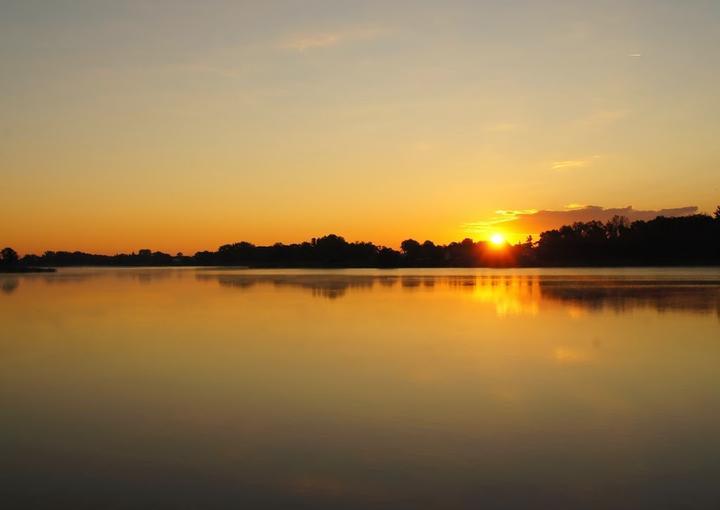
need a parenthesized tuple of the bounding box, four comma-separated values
(2, 268, 720, 509)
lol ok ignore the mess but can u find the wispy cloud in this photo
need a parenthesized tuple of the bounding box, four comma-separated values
(551, 154, 600, 171)
(462, 209, 538, 237)
(564, 203, 586, 210)
(464, 205, 699, 239)
(628, 53, 642, 58)
(282, 33, 341, 51)
(552, 160, 588, 171)
(280, 27, 383, 52)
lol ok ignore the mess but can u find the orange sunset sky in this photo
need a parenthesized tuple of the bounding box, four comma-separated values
(2, 1, 719, 255)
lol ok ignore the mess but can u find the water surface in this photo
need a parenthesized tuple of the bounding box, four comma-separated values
(2, 268, 720, 509)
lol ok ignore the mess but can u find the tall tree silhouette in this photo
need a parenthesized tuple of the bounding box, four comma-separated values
(1, 247, 19, 266)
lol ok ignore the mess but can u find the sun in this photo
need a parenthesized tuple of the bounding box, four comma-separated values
(490, 233, 506, 246)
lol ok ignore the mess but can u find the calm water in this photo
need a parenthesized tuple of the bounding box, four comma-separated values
(2, 268, 720, 509)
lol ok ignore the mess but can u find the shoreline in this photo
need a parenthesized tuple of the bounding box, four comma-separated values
(0, 267, 56, 273)
(5, 265, 720, 271)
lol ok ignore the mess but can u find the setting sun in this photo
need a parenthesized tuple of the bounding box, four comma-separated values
(490, 233, 506, 246)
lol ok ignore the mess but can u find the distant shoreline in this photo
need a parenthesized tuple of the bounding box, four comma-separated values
(4, 264, 720, 270)
(0, 267, 56, 273)
(5, 211, 720, 269)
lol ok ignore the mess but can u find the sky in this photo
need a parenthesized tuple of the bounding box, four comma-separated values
(2, 0, 719, 254)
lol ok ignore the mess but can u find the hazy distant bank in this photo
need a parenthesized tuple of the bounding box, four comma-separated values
(4, 211, 720, 269)
(0, 266, 55, 273)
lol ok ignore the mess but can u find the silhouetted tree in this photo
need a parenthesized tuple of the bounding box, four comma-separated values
(11, 211, 720, 268)
(1, 247, 19, 266)
(401, 239, 421, 265)
(514, 236, 536, 266)
(606, 215, 629, 239)
(377, 246, 401, 267)
(401, 239, 421, 255)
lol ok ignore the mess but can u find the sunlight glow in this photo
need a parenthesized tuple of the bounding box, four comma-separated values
(490, 233, 506, 246)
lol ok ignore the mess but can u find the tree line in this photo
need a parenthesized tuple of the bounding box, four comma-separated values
(3, 207, 720, 269)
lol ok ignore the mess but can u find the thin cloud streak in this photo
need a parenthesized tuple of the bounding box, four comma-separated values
(552, 155, 601, 171)
(282, 33, 341, 51)
(280, 27, 383, 51)
(552, 160, 589, 170)
(464, 205, 699, 239)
